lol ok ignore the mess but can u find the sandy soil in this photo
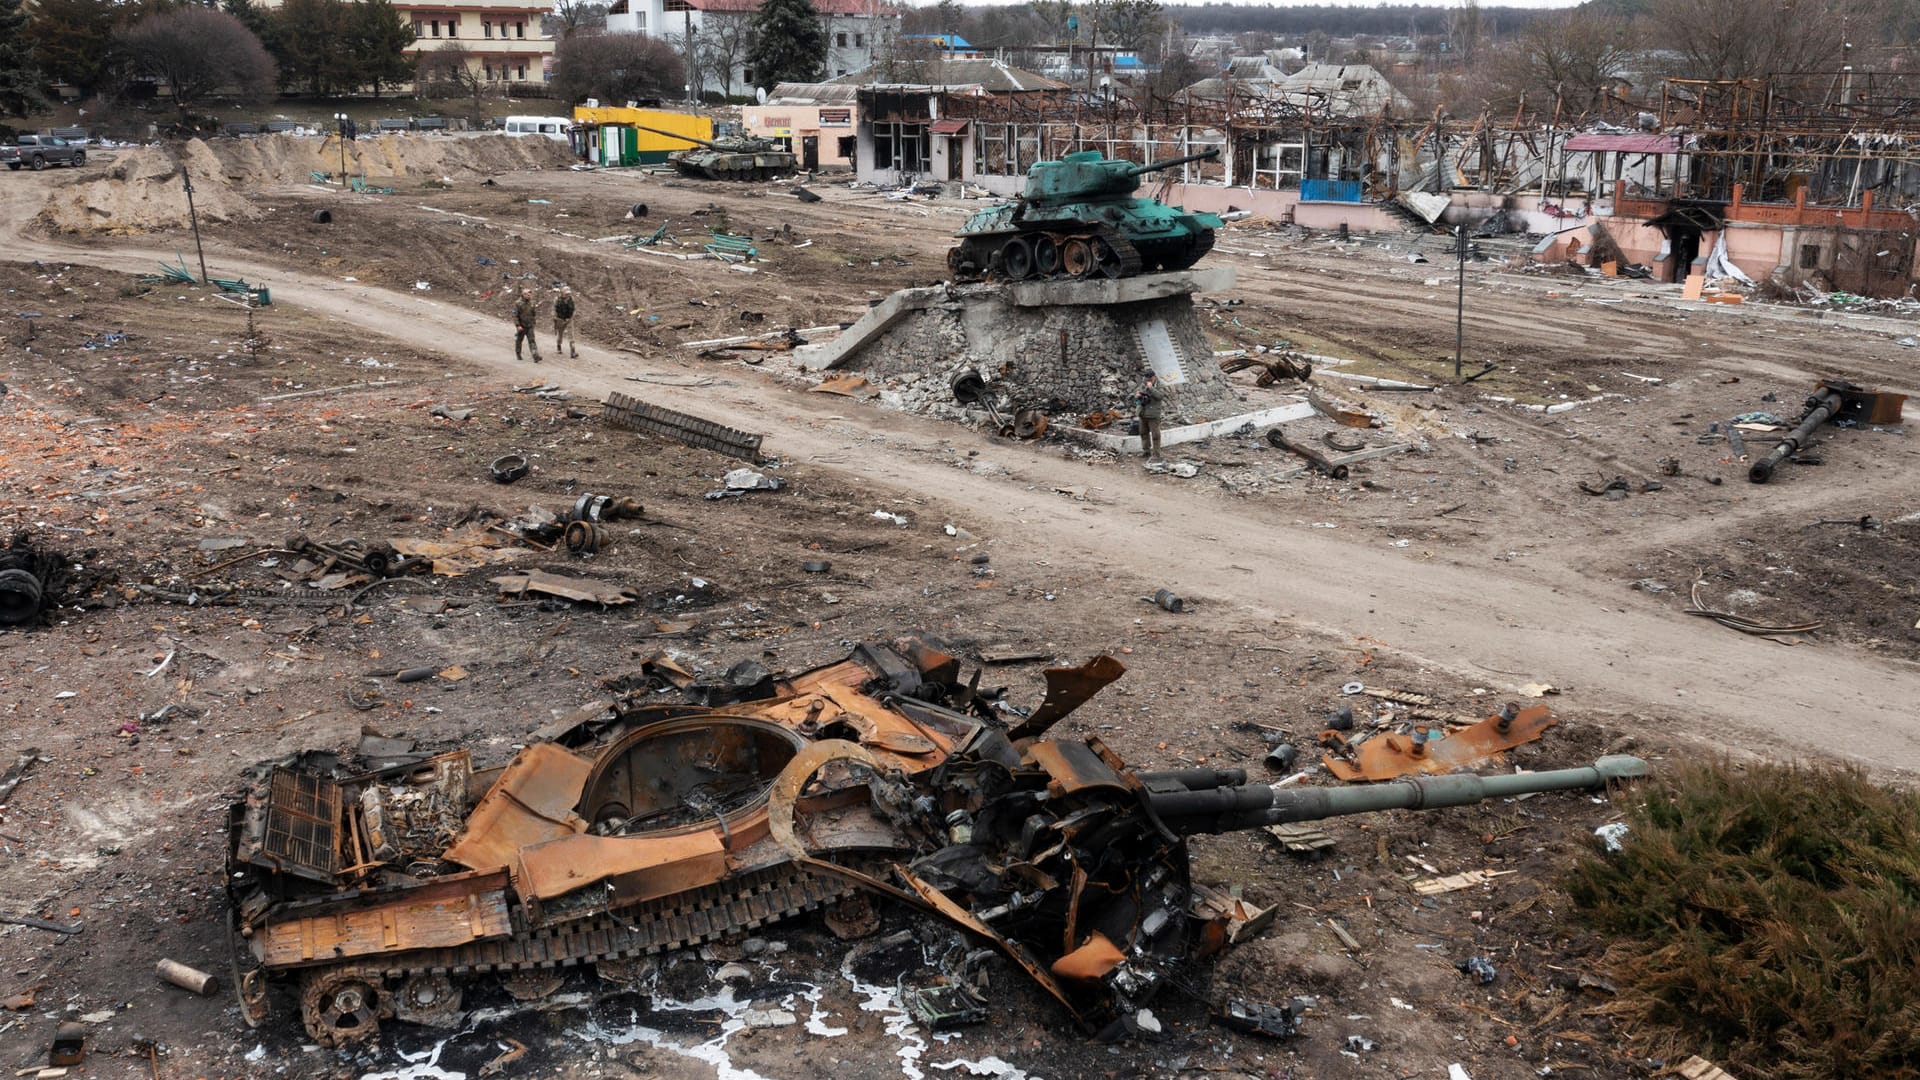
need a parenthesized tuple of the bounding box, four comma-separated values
(0, 140, 1915, 1080)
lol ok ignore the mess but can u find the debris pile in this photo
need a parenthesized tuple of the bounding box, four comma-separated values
(38, 134, 571, 234)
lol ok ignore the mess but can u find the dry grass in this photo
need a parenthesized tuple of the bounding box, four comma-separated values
(1567, 761, 1920, 1079)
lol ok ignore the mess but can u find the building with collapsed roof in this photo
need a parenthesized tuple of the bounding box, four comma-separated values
(842, 60, 1073, 186)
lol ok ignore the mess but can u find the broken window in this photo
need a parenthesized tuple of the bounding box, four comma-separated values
(446, 17, 456, 36)
(430, 19, 439, 36)
(516, 21, 525, 37)
(483, 20, 491, 37)
(837, 31, 847, 47)
(854, 32, 864, 47)
(1800, 243, 1822, 269)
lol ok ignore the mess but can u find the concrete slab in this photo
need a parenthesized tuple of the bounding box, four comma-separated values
(1061, 400, 1315, 454)
(1007, 267, 1234, 308)
(792, 286, 948, 372)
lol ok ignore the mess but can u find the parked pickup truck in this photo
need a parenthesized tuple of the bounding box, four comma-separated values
(2, 135, 86, 171)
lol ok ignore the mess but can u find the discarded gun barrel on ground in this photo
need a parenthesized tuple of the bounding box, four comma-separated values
(1748, 379, 1906, 483)
(225, 636, 1649, 1047)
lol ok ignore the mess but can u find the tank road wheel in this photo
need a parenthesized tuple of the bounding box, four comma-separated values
(1033, 234, 1061, 278)
(1001, 237, 1035, 280)
(391, 973, 464, 1029)
(300, 969, 385, 1048)
(1093, 237, 1126, 279)
(1061, 237, 1093, 278)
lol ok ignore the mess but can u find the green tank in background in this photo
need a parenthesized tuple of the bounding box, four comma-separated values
(631, 124, 799, 181)
(949, 147, 1225, 282)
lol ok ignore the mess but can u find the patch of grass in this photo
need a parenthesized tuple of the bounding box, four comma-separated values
(1567, 761, 1920, 1080)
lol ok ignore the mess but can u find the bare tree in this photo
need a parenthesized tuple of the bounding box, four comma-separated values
(1490, 8, 1637, 115)
(1029, 0, 1075, 44)
(1102, 0, 1163, 54)
(1449, 0, 1483, 65)
(554, 0, 607, 38)
(1648, 0, 1871, 89)
(417, 42, 489, 124)
(118, 6, 275, 122)
(552, 29, 686, 103)
(697, 12, 753, 98)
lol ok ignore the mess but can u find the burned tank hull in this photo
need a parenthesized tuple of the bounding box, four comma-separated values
(948, 149, 1225, 283)
(226, 636, 1647, 1047)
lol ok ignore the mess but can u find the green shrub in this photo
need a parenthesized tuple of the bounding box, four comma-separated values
(1567, 761, 1920, 1079)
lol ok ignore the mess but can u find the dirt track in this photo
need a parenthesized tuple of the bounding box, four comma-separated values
(4, 161, 1916, 776)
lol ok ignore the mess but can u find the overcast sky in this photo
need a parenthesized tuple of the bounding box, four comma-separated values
(954, 1, 1592, 7)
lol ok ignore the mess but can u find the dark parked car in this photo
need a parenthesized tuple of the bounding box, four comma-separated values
(2, 135, 86, 171)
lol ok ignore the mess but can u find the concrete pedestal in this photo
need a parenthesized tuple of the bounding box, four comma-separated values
(793, 268, 1282, 425)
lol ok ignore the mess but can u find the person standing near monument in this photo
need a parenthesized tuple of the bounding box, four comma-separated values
(1136, 372, 1165, 461)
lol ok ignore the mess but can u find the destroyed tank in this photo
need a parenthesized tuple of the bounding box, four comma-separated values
(948, 148, 1226, 282)
(631, 124, 798, 181)
(225, 636, 1648, 1046)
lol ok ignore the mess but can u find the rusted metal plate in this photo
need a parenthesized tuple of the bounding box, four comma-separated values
(443, 743, 592, 873)
(1050, 931, 1125, 981)
(1007, 655, 1126, 740)
(261, 881, 512, 969)
(1025, 739, 1127, 797)
(516, 829, 728, 904)
(767, 740, 885, 861)
(1323, 706, 1557, 782)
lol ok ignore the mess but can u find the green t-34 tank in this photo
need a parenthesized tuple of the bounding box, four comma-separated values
(631, 124, 798, 181)
(949, 147, 1224, 281)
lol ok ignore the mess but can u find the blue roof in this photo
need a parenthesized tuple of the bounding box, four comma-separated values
(1111, 54, 1146, 69)
(903, 33, 973, 48)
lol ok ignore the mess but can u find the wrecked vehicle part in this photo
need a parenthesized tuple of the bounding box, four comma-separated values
(1750, 379, 1906, 484)
(1322, 704, 1559, 782)
(489, 453, 530, 484)
(1266, 427, 1350, 479)
(1006, 654, 1129, 740)
(1212, 997, 1308, 1039)
(602, 391, 764, 463)
(226, 637, 1648, 1048)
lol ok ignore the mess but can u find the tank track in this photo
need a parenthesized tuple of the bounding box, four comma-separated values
(291, 863, 855, 1044)
(950, 223, 1143, 282)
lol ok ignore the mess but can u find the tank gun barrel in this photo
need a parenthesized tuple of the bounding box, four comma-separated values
(1125, 148, 1220, 177)
(1749, 383, 1846, 483)
(1145, 755, 1649, 835)
(630, 124, 717, 150)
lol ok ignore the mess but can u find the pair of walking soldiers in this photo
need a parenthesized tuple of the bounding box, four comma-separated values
(513, 287, 578, 363)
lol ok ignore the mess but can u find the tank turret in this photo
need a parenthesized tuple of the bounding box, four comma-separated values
(949, 147, 1225, 281)
(629, 123, 798, 181)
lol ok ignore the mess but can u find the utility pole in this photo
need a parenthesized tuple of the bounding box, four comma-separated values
(335, 112, 350, 183)
(1453, 224, 1467, 379)
(182, 170, 208, 284)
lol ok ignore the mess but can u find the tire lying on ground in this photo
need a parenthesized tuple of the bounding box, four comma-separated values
(0, 568, 44, 626)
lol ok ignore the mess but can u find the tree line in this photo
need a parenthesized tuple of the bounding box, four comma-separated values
(0, 0, 419, 122)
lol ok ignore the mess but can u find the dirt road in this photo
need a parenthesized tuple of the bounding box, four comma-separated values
(6, 167, 1913, 777)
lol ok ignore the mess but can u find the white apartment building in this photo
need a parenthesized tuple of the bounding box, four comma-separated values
(606, 0, 899, 96)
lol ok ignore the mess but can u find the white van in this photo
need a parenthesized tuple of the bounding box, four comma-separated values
(502, 115, 573, 142)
